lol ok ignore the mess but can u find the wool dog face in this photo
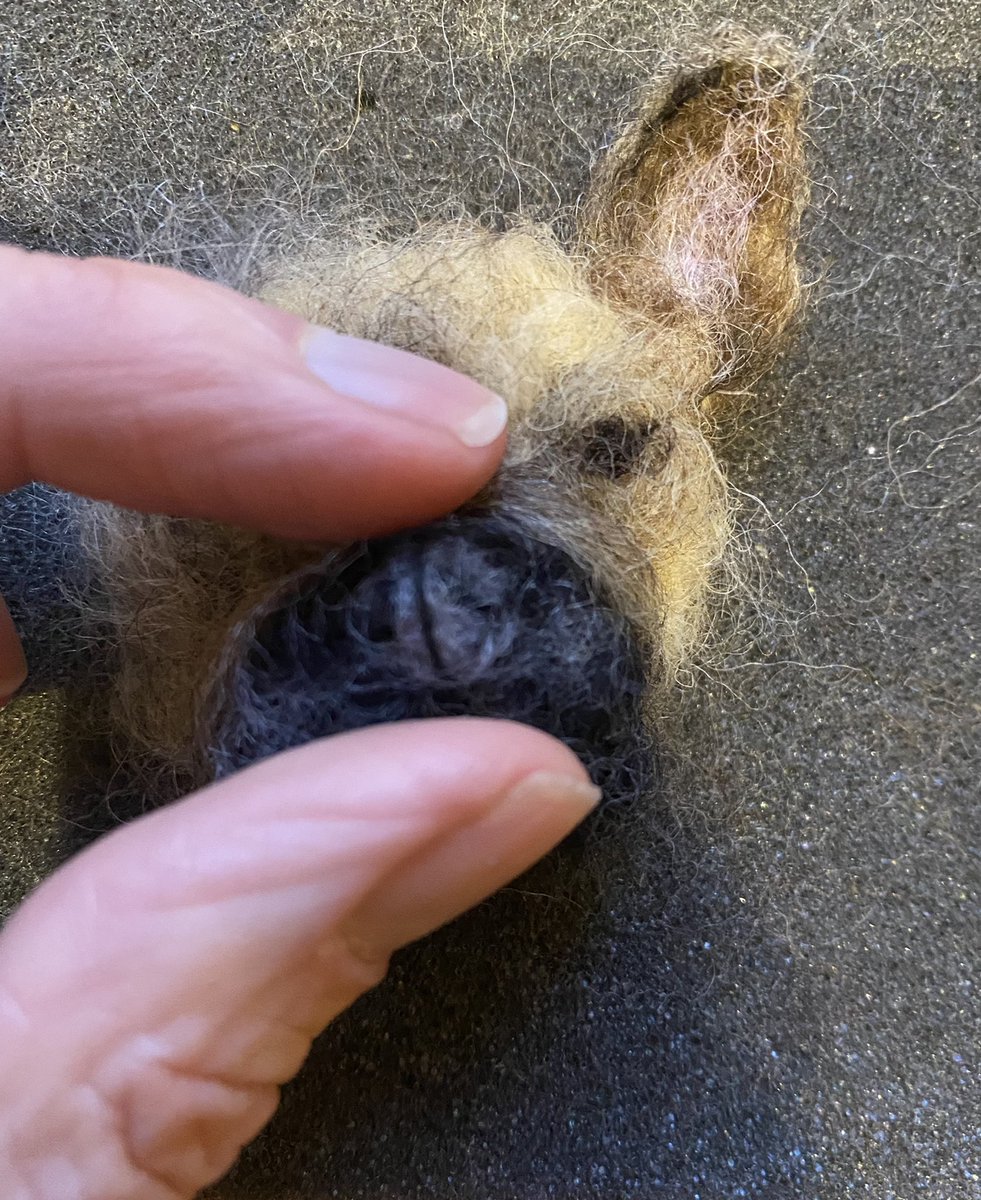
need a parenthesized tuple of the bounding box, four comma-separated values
(16, 30, 808, 805)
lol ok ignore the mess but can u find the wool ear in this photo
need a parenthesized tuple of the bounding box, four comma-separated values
(578, 30, 808, 392)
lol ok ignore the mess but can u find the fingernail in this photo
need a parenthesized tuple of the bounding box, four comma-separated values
(350, 771, 602, 953)
(492, 770, 603, 831)
(302, 327, 508, 447)
(434, 769, 603, 883)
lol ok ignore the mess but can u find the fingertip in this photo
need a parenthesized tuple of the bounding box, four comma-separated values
(0, 249, 508, 539)
(193, 717, 594, 829)
(215, 398, 504, 541)
(301, 327, 509, 449)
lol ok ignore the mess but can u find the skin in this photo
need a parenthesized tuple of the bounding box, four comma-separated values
(0, 248, 599, 1200)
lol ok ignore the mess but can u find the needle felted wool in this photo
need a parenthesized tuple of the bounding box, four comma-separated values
(4, 28, 807, 809)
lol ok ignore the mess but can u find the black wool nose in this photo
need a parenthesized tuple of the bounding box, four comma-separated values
(207, 515, 658, 805)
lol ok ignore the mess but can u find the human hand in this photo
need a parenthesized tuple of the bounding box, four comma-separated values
(0, 248, 599, 1198)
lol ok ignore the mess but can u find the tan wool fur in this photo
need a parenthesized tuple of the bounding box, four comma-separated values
(78, 27, 809, 785)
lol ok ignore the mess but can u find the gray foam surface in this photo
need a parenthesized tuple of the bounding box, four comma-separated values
(0, 3, 977, 1196)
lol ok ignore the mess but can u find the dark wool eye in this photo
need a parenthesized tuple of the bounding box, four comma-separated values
(579, 416, 671, 480)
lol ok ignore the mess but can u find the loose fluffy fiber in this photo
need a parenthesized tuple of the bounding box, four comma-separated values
(64, 27, 808, 795)
(72, 505, 316, 788)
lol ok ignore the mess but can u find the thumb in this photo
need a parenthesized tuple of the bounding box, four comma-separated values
(0, 719, 598, 1200)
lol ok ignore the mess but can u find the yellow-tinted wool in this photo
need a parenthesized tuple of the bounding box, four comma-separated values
(260, 227, 732, 669)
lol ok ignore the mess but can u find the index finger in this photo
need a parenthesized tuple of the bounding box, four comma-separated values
(0, 247, 508, 540)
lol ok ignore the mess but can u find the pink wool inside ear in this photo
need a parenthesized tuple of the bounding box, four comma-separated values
(658, 108, 801, 365)
(578, 31, 807, 391)
(663, 168, 753, 312)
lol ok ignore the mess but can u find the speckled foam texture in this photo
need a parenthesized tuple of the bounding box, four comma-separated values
(0, 3, 978, 1198)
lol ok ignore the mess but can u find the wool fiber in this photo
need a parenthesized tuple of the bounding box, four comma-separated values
(9, 28, 808, 802)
